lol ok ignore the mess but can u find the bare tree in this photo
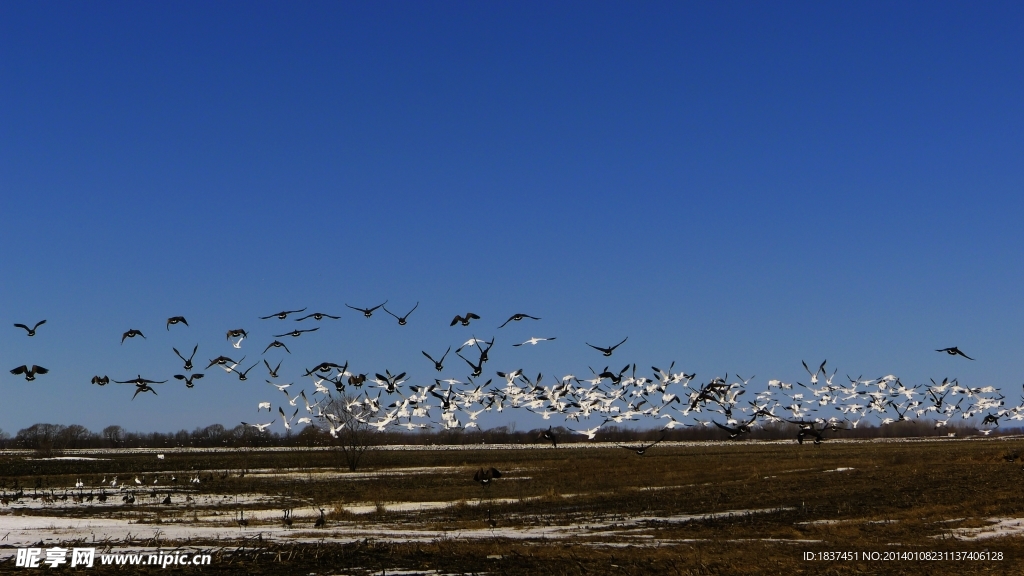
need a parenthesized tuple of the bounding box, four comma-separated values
(322, 395, 380, 472)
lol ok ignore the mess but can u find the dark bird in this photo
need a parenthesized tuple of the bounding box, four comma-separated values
(173, 345, 198, 371)
(937, 347, 975, 360)
(314, 507, 326, 528)
(260, 308, 307, 320)
(537, 426, 558, 448)
(617, 433, 666, 456)
(11, 365, 48, 381)
(422, 347, 451, 371)
(295, 312, 340, 321)
(263, 340, 292, 354)
(13, 320, 46, 336)
(121, 329, 145, 343)
(303, 361, 346, 376)
(91, 375, 110, 386)
(346, 301, 387, 318)
(473, 467, 502, 485)
(348, 373, 367, 387)
(712, 415, 758, 439)
(457, 350, 484, 377)
(586, 337, 628, 357)
(383, 302, 419, 325)
(114, 375, 167, 399)
(206, 355, 240, 370)
(499, 313, 540, 328)
(174, 373, 205, 388)
(226, 329, 249, 340)
(264, 359, 282, 378)
(165, 316, 188, 330)
(274, 327, 320, 338)
(228, 362, 259, 381)
(451, 313, 481, 327)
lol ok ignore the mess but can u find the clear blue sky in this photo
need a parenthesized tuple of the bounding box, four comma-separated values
(1, 1, 1022, 433)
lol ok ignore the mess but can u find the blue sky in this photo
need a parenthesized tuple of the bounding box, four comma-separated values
(1, 1, 1022, 433)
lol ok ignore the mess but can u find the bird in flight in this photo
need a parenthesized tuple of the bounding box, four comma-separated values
(937, 347, 974, 360)
(13, 320, 46, 337)
(173, 373, 204, 388)
(263, 340, 292, 354)
(513, 337, 556, 347)
(264, 359, 283, 378)
(295, 312, 340, 321)
(273, 327, 319, 339)
(226, 328, 249, 341)
(11, 365, 48, 381)
(346, 301, 387, 318)
(617, 433, 666, 456)
(206, 355, 241, 370)
(422, 347, 450, 371)
(451, 313, 481, 327)
(91, 375, 110, 386)
(260, 308, 307, 320)
(241, 421, 275, 433)
(383, 302, 419, 325)
(114, 375, 167, 399)
(228, 362, 259, 381)
(165, 316, 188, 330)
(586, 337, 628, 357)
(173, 345, 198, 371)
(499, 313, 540, 328)
(121, 329, 145, 343)
(473, 467, 502, 485)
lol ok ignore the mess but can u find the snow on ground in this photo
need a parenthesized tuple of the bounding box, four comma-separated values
(941, 517, 1024, 540)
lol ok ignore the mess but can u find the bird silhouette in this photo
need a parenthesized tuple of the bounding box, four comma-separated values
(13, 320, 46, 336)
(937, 347, 974, 360)
(586, 337, 628, 357)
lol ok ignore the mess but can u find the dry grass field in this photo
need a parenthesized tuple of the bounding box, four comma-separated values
(3, 436, 1024, 574)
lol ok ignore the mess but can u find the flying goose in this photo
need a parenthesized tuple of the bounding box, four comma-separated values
(383, 302, 419, 325)
(260, 308, 307, 320)
(10, 365, 48, 381)
(346, 301, 387, 318)
(586, 337, 628, 357)
(499, 313, 540, 328)
(165, 316, 188, 330)
(13, 320, 46, 336)
(121, 329, 145, 343)
(937, 347, 974, 360)
(450, 312, 481, 326)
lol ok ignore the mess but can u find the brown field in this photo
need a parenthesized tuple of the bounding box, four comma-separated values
(3, 436, 1024, 574)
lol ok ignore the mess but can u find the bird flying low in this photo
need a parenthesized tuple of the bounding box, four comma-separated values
(473, 467, 502, 485)
(13, 320, 46, 336)
(937, 347, 974, 360)
(165, 316, 188, 330)
(11, 365, 48, 381)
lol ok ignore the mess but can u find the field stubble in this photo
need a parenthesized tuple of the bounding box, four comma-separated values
(1, 439, 1024, 574)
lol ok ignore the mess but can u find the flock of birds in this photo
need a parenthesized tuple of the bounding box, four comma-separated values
(6, 306, 1013, 448)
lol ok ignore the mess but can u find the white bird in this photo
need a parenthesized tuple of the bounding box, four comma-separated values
(231, 336, 245, 349)
(513, 337, 556, 347)
(242, 420, 275, 432)
(258, 402, 271, 412)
